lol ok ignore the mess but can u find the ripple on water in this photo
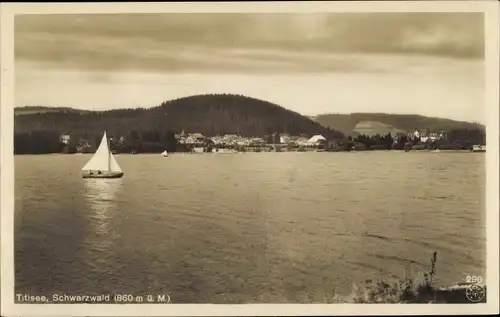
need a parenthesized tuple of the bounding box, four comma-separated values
(14, 152, 486, 302)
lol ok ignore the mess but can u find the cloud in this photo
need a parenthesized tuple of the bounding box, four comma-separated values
(14, 13, 484, 73)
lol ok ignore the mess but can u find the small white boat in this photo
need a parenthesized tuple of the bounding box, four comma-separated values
(214, 148, 238, 154)
(161, 150, 169, 157)
(81, 131, 123, 179)
(471, 145, 486, 152)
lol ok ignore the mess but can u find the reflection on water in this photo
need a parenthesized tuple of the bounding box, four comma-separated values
(83, 179, 121, 233)
(82, 179, 123, 276)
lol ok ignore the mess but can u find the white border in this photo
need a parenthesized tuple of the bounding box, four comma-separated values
(1, 1, 499, 316)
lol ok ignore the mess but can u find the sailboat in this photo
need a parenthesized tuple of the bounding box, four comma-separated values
(81, 131, 124, 179)
(161, 150, 169, 157)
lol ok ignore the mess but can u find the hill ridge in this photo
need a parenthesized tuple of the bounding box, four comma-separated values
(313, 112, 484, 137)
(16, 105, 484, 127)
(14, 93, 344, 139)
(15, 94, 484, 140)
(317, 112, 482, 125)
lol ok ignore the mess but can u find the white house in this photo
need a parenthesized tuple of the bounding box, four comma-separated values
(190, 133, 204, 139)
(250, 137, 266, 145)
(236, 138, 251, 146)
(307, 135, 326, 144)
(223, 134, 239, 140)
(280, 136, 290, 144)
(180, 135, 203, 145)
(411, 129, 420, 140)
(210, 136, 223, 144)
(59, 134, 71, 145)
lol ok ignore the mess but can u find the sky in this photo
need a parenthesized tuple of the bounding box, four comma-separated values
(14, 13, 486, 123)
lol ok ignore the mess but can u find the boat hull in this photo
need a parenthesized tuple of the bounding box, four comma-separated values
(82, 171, 124, 179)
(471, 145, 486, 153)
(214, 148, 238, 154)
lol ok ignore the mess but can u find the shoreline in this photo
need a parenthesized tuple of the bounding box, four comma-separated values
(336, 281, 487, 304)
(13, 149, 486, 156)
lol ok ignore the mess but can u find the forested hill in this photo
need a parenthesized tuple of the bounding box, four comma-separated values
(14, 94, 345, 139)
(15, 106, 90, 115)
(313, 113, 484, 137)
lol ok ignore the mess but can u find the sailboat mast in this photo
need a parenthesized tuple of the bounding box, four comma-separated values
(107, 131, 111, 171)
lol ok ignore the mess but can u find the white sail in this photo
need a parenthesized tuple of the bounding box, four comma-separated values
(81, 131, 111, 171)
(161, 150, 168, 156)
(109, 152, 123, 172)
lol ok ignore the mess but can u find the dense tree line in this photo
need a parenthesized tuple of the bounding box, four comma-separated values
(15, 94, 344, 142)
(329, 128, 486, 152)
(113, 130, 179, 153)
(13, 130, 181, 155)
(14, 131, 66, 154)
(446, 128, 485, 147)
(353, 133, 394, 149)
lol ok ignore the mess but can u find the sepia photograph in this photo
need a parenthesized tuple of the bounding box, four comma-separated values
(1, 1, 499, 316)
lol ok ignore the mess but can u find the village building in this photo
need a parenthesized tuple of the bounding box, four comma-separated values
(403, 128, 447, 143)
(295, 136, 311, 146)
(407, 129, 420, 141)
(236, 138, 251, 146)
(179, 133, 206, 146)
(190, 133, 204, 139)
(75, 137, 93, 153)
(59, 134, 71, 145)
(279, 133, 292, 144)
(307, 134, 327, 146)
(249, 137, 266, 145)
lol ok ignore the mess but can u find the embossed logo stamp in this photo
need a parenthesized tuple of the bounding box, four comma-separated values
(465, 284, 486, 303)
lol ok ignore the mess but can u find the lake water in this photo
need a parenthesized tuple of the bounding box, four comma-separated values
(14, 151, 486, 303)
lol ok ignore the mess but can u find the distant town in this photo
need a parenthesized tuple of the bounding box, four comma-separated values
(53, 127, 486, 155)
(13, 95, 486, 155)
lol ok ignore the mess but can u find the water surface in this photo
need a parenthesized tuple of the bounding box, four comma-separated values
(15, 151, 486, 303)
